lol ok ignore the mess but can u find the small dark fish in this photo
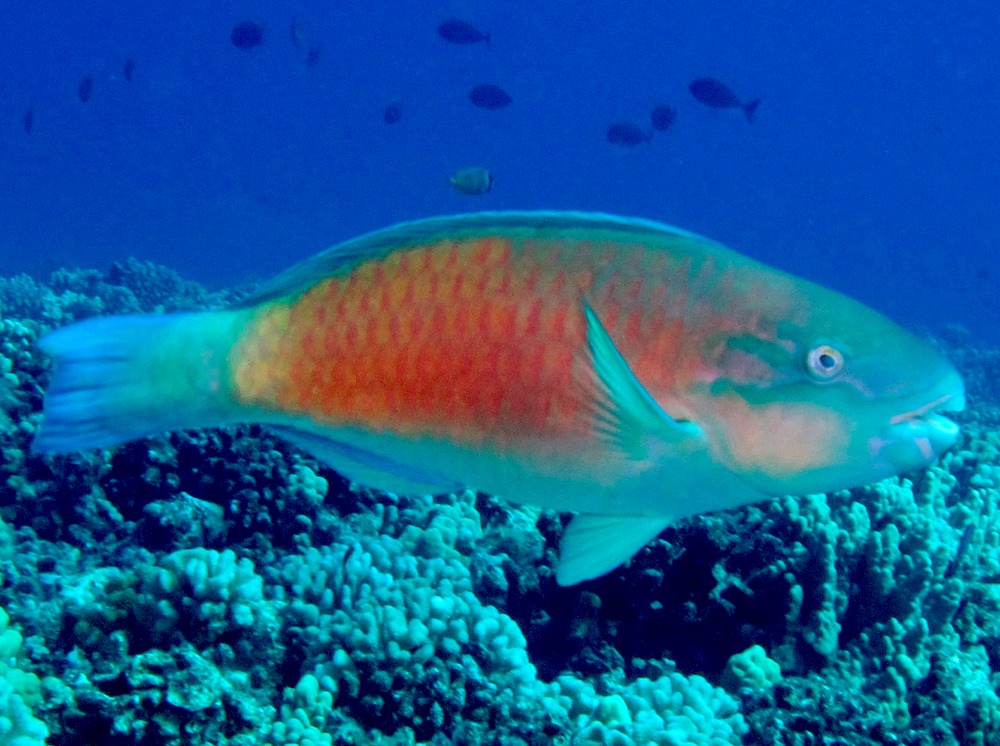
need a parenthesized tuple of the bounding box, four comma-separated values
(450, 167, 493, 195)
(78, 76, 93, 103)
(945, 522, 977, 578)
(231, 21, 264, 50)
(650, 105, 677, 132)
(468, 84, 512, 110)
(289, 16, 321, 67)
(123, 58, 135, 82)
(290, 16, 304, 47)
(606, 122, 650, 146)
(383, 103, 402, 125)
(305, 43, 323, 68)
(437, 19, 489, 44)
(689, 78, 760, 123)
(23, 107, 33, 135)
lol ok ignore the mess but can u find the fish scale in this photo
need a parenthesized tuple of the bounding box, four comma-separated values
(231, 235, 673, 446)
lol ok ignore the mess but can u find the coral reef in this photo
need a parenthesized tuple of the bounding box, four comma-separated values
(0, 263, 998, 744)
(0, 605, 48, 746)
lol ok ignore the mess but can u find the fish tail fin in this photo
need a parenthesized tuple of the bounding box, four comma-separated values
(743, 98, 761, 123)
(32, 311, 245, 455)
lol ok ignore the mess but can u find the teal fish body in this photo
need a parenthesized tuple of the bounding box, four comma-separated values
(31, 212, 965, 585)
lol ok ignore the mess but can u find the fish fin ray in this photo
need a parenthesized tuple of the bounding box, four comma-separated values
(271, 426, 463, 495)
(33, 314, 235, 454)
(557, 514, 671, 586)
(574, 302, 703, 459)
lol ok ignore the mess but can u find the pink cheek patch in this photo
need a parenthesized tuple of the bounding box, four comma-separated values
(915, 436, 934, 461)
(711, 397, 848, 477)
(868, 430, 934, 467)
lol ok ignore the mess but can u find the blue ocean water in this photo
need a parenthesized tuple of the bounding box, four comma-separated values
(3, 4, 1000, 745)
(1, 1, 996, 339)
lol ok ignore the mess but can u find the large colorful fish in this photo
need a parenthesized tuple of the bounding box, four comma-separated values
(33, 213, 965, 585)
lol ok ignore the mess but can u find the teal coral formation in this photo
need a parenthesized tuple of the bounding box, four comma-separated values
(0, 264, 998, 744)
(0, 605, 48, 746)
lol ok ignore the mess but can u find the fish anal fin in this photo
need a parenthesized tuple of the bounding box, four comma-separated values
(271, 425, 463, 495)
(557, 514, 672, 586)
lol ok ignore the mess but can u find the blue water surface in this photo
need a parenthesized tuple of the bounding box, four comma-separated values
(0, 0, 996, 339)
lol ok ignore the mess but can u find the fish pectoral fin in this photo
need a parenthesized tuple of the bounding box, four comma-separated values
(271, 425, 464, 495)
(557, 513, 672, 586)
(578, 303, 703, 459)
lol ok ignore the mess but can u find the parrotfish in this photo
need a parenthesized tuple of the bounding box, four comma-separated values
(33, 213, 965, 585)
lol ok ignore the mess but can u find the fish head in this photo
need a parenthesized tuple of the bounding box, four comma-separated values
(691, 280, 965, 496)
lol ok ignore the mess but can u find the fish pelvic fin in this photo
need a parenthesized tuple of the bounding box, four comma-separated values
(557, 514, 672, 585)
(743, 98, 761, 123)
(32, 311, 247, 454)
(577, 303, 704, 460)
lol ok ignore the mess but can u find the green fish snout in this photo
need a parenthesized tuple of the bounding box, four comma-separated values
(873, 367, 966, 475)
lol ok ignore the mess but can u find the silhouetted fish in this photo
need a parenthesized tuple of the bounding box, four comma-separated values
(123, 58, 135, 82)
(78, 76, 93, 103)
(689, 78, 759, 123)
(383, 103, 402, 125)
(449, 167, 493, 195)
(437, 19, 489, 44)
(468, 84, 511, 110)
(290, 16, 305, 47)
(305, 43, 322, 68)
(231, 21, 264, 49)
(606, 122, 650, 146)
(650, 105, 677, 132)
(23, 107, 33, 135)
(290, 15, 321, 66)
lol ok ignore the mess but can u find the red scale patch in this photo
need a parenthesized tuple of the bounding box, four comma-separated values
(236, 233, 695, 449)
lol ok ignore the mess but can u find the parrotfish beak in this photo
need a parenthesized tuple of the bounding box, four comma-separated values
(872, 367, 965, 474)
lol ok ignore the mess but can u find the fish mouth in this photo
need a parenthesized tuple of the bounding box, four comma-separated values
(885, 387, 966, 461)
(889, 390, 965, 426)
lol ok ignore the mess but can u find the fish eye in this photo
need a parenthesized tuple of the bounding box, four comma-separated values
(805, 344, 844, 380)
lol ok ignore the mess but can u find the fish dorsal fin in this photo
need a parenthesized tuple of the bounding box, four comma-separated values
(271, 425, 463, 495)
(557, 514, 672, 585)
(578, 302, 704, 460)
(236, 211, 731, 307)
